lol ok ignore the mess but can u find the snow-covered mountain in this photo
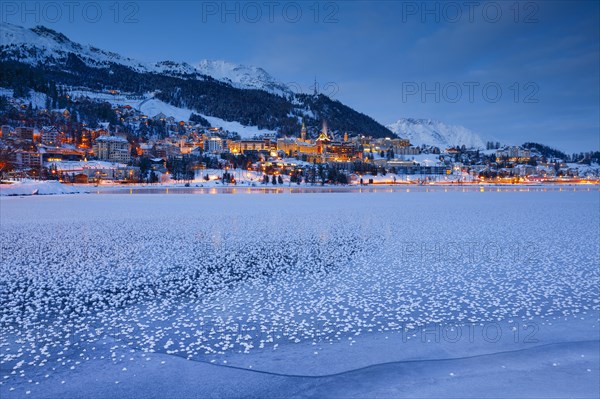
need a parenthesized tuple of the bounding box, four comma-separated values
(0, 22, 290, 95)
(0, 23, 153, 72)
(196, 60, 291, 96)
(387, 118, 486, 149)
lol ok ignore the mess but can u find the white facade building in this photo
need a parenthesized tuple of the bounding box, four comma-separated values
(93, 135, 131, 163)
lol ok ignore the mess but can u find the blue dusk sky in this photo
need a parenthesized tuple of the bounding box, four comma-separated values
(2, 0, 599, 152)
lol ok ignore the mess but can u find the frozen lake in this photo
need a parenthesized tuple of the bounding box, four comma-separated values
(1, 191, 599, 398)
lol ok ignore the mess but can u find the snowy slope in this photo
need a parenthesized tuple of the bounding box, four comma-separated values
(387, 118, 486, 149)
(65, 91, 276, 137)
(65, 89, 274, 137)
(201, 115, 277, 138)
(0, 87, 49, 109)
(136, 98, 276, 137)
(137, 98, 193, 122)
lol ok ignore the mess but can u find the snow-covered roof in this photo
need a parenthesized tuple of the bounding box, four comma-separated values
(95, 135, 128, 143)
(45, 160, 128, 170)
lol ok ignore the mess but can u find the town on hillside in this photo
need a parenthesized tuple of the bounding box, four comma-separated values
(1, 94, 599, 186)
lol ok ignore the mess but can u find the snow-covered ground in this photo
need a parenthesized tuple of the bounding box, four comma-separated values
(0, 180, 86, 196)
(1, 192, 598, 398)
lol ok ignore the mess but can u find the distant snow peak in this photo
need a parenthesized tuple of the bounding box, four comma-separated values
(195, 59, 291, 95)
(387, 118, 485, 149)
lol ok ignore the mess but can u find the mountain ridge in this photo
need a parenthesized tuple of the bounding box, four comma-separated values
(0, 23, 291, 95)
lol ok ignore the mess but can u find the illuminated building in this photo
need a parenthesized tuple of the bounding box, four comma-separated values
(11, 150, 42, 169)
(229, 139, 274, 154)
(41, 126, 62, 146)
(93, 135, 131, 163)
(204, 136, 225, 153)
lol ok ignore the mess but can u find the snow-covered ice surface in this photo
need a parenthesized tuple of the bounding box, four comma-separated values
(1, 191, 599, 398)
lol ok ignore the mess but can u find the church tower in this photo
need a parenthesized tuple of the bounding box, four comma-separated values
(316, 120, 330, 142)
(316, 120, 331, 156)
